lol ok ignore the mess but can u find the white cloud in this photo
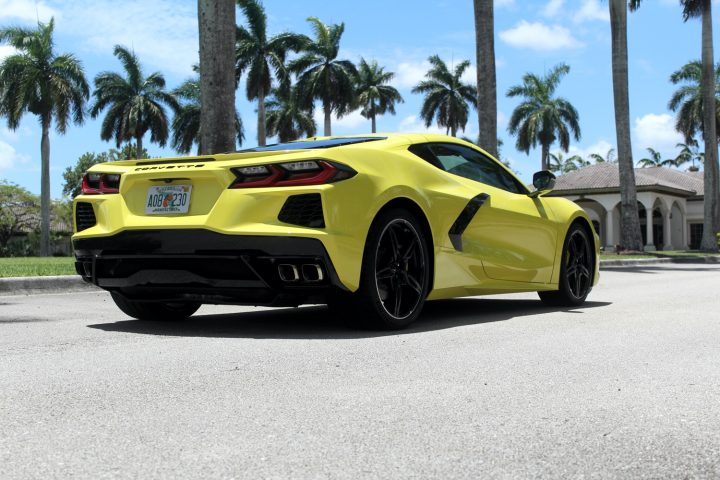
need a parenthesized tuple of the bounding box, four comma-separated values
(573, 0, 609, 23)
(0, 45, 17, 62)
(0, 140, 29, 171)
(543, 0, 565, 18)
(398, 115, 448, 135)
(634, 113, 684, 157)
(313, 109, 367, 132)
(497, 111, 508, 129)
(395, 61, 429, 89)
(565, 139, 615, 161)
(55, 0, 198, 77)
(0, 0, 59, 22)
(499, 21, 583, 51)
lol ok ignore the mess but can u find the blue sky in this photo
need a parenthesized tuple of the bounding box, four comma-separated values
(0, 0, 716, 198)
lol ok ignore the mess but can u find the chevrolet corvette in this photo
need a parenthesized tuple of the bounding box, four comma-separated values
(72, 133, 599, 329)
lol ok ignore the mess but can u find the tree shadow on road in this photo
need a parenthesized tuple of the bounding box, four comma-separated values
(87, 298, 612, 340)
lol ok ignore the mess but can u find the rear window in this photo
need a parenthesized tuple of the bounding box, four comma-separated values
(237, 137, 385, 152)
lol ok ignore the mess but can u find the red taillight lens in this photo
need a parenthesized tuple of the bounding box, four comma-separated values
(229, 160, 356, 189)
(81, 172, 121, 194)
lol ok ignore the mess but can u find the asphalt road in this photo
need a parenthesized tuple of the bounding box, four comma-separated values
(1, 265, 719, 479)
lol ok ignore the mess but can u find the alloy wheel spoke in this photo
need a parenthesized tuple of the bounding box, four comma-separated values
(406, 273, 423, 294)
(387, 226, 401, 260)
(393, 286, 403, 317)
(376, 266, 394, 280)
(401, 236, 418, 262)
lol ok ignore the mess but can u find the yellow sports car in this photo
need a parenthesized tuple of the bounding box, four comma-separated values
(72, 133, 599, 329)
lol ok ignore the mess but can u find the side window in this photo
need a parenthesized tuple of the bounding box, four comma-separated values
(428, 144, 526, 194)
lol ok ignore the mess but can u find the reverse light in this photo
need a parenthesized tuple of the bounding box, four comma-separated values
(229, 160, 356, 188)
(81, 172, 121, 194)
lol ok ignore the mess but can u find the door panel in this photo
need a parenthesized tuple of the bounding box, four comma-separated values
(462, 187, 558, 283)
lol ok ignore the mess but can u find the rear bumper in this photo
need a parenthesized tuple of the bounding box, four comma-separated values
(73, 229, 347, 306)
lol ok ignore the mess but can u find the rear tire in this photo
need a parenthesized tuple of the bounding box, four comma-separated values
(110, 292, 201, 321)
(539, 223, 594, 307)
(331, 208, 431, 330)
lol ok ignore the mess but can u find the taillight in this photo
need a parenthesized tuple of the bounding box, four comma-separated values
(229, 160, 356, 188)
(81, 172, 121, 194)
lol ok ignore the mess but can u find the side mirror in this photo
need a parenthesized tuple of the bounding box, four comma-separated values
(529, 170, 556, 198)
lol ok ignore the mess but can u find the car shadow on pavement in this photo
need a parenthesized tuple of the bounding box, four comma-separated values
(87, 298, 612, 340)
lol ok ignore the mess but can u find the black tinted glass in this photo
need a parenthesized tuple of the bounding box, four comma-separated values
(237, 137, 385, 152)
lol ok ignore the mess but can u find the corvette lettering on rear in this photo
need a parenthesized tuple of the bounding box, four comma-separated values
(135, 164, 205, 171)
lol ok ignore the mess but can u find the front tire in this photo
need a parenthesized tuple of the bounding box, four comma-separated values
(110, 292, 201, 321)
(332, 208, 431, 330)
(539, 222, 594, 307)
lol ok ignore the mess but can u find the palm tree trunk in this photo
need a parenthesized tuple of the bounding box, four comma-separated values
(371, 110, 376, 134)
(699, 0, 720, 251)
(323, 100, 331, 136)
(451, 125, 457, 137)
(610, 0, 644, 251)
(136, 134, 143, 160)
(541, 143, 550, 171)
(474, 0, 498, 157)
(258, 87, 267, 146)
(197, 0, 237, 154)
(40, 115, 51, 257)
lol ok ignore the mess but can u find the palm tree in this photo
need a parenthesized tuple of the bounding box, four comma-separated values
(608, 0, 644, 251)
(473, 0, 497, 157)
(0, 18, 89, 256)
(589, 148, 617, 164)
(637, 147, 676, 167)
(198, 0, 236, 154)
(265, 85, 316, 142)
(355, 58, 403, 133)
(675, 139, 704, 171)
(290, 17, 357, 136)
(90, 45, 179, 157)
(681, 0, 720, 251)
(236, 0, 305, 146)
(549, 152, 583, 174)
(506, 63, 581, 171)
(171, 77, 244, 154)
(668, 60, 720, 141)
(412, 55, 477, 137)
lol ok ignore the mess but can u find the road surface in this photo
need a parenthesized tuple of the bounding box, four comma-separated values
(1, 264, 719, 478)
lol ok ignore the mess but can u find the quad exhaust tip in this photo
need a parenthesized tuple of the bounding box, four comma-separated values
(278, 264, 300, 282)
(277, 263, 325, 283)
(301, 264, 324, 282)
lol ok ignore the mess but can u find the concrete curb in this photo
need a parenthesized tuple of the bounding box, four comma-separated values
(0, 275, 99, 296)
(600, 256, 720, 268)
(1, 255, 718, 295)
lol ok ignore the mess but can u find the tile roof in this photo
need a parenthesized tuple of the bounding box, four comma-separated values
(553, 164, 704, 196)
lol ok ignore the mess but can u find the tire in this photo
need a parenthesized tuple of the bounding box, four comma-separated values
(110, 292, 201, 321)
(539, 222, 594, 307)
(331, 208, 431, 330)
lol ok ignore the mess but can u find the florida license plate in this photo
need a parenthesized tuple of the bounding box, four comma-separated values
(145, 185, 192, 214)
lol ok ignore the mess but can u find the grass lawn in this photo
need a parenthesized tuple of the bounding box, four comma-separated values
(652, 250, 720, 257)
(0, 257, 76, 277)
(600, 254, 655, 260)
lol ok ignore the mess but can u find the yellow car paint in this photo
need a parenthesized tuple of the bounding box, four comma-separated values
(73, 133, 599, 298)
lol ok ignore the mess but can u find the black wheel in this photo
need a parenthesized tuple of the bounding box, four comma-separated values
(110, 292, 201, 321)
(539, 223, 594, 307)
(332, 208, 431, 329)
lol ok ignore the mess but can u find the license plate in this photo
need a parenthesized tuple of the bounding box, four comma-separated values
(144, 185, 192, 214)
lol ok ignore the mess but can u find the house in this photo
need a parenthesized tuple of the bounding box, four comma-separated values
(547, 163, 705, 251)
